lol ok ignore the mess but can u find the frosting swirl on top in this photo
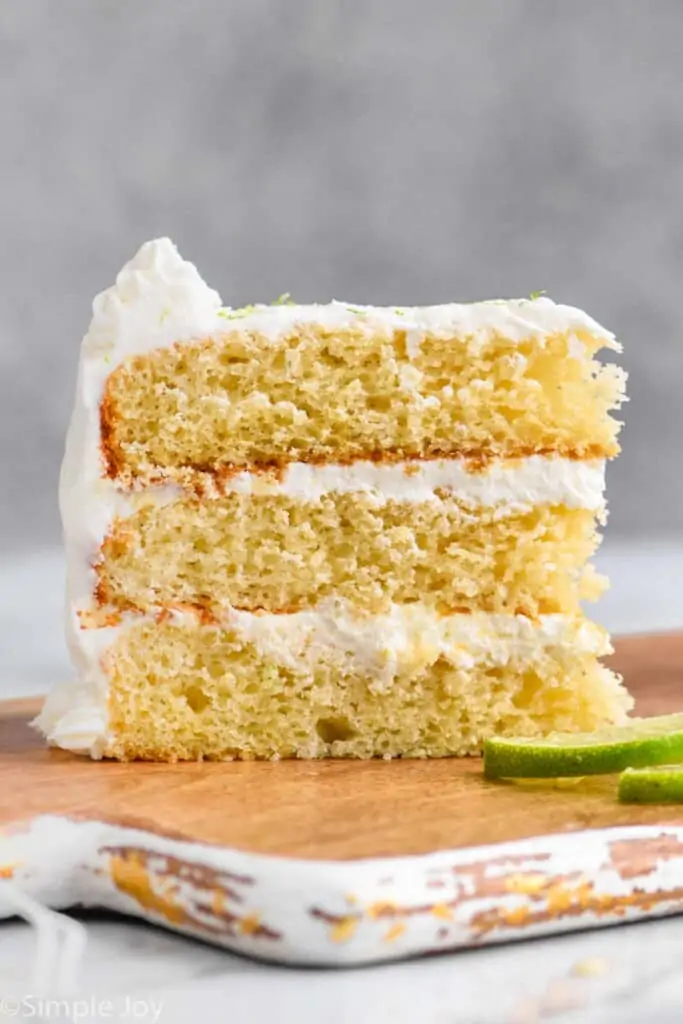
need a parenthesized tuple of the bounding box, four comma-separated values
(82, 237, 619, 371)
(84, 237, 223, 360)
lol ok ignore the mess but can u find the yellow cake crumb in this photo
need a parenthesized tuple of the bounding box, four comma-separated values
(102, 325, 624, 480)
(102, 620, 630, 761)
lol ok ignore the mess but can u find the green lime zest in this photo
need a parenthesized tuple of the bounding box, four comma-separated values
(217, 304, 259, 320)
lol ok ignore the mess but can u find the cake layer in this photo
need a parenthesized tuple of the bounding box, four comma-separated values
(73, 239, 624, 484)
(38, 606, 630, 761)
(101, 324, 624, 481)
(96, 492, 604, 617)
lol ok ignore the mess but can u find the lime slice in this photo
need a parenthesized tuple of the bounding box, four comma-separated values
(483, 714, 683, 779)
(619, 765, 683, 804)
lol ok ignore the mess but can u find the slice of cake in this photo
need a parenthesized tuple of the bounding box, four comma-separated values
(37, 239, 630, 760)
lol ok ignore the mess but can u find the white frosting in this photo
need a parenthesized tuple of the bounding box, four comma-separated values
(59, 239, 223, 631)
(49, 237, 617, 759)
(76, 237, 619, 377)
(209, 296, 619, 356)
(36, 604, 610, 758)
(223, 455, 606, 508)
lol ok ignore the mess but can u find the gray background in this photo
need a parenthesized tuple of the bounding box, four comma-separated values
(2, 0, 682, 552)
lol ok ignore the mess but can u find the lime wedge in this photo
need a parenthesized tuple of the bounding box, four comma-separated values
(619, 765, 683, 804)
(483, 714, 683, 779)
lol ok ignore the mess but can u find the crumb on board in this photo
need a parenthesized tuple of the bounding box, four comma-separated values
(571, 956, 612, 979)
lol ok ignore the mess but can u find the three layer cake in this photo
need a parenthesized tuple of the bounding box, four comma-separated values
(37, 239, 630, 760)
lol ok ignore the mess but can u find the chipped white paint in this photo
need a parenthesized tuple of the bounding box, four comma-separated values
(2, 817, 683, 968)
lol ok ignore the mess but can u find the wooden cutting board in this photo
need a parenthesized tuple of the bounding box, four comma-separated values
(1, 632, 682, 859)
(2, 633, 683, 968)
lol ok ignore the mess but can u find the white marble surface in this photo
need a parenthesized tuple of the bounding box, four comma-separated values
(5, 909, 683, 1023)
(1, 541, 683, 1023)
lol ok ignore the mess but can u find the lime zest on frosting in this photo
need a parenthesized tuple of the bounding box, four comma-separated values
(217, 304, 259, 320)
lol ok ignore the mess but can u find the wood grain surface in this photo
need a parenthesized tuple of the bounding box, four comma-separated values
(1, 633, 682, 861)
